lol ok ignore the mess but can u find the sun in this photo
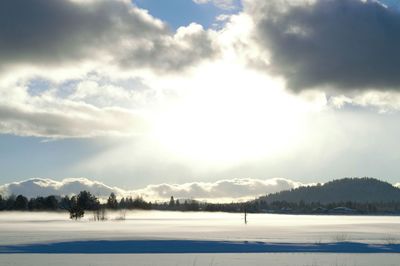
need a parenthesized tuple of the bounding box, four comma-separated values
(149, 62, 311, 165)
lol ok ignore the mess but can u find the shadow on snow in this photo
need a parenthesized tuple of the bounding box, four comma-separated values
(1, 240, 400, 254)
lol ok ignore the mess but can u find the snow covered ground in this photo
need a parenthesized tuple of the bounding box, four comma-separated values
(0, 211, 399, 245)
(1, 254, 400, 266)
(0, 211, 399, 265)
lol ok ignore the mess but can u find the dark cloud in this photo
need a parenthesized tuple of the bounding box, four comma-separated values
(253, 0, 400, 91)
(119, 23, 218, 71)
(0, 0, 218, 74)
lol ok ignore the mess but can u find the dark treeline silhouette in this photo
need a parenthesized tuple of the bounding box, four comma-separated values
(0, 191, 204, 219)
(2, 191, 400, 216)
(251, 177, 400, 215)
(1, 178, 400, 217)
(259, 178, 400, 204)
(0, 191, 101, 220)
(0, 194, 62, 211)
(250, 199, 400, 214)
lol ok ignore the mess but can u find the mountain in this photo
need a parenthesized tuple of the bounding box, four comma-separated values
(259, 178, 400, 204)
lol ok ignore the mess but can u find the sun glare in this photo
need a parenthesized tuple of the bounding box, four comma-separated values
(149, 63, 312, 165)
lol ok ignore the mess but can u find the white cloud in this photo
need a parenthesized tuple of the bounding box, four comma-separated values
(0, 178, 123, 199)
(134, 178, 307, 202)
(0, 177, 307, 203)
(0, 81, 147, 138)
(70, 81, 132, 103)
(330, 91, 400, 112)
(68, 80, 156, 109)
(193, 0, 237, 10)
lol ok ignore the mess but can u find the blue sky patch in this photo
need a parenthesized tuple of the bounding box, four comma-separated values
(134, 0, 241, 30)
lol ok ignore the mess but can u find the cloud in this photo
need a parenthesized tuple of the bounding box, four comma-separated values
(0, 104, 144, 138)
(0, 80, 148, 138)
(193, 0, 237, 10)
(119, 22, 219, 72)
(69, 81, 135, 105)
(0, 0, 221, 138)
(330, 90, 400, 112)
(0, 177, 307, 202)
(135, 178, 307, 202)
(0, 178, 123, 199)
(248, 0, 400, 92)
(0, 0, 218, 79)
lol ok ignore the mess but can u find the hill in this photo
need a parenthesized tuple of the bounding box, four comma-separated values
(259, 178, 400, 204)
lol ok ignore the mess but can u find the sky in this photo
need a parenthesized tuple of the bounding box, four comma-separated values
(1, 0, 400, 194)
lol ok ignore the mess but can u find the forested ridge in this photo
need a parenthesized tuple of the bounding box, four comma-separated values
(259, 178, 400, 204)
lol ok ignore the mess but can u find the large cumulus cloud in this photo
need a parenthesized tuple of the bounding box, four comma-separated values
(249, 0, 400, 92)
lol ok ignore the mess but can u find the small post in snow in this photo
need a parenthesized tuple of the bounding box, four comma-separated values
(244, 204, 247, 225)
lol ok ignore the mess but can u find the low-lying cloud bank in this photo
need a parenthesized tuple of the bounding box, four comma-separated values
(0, 177, 307, 202)
(134, 178, 306, 202)
(0, 178, 124, 200)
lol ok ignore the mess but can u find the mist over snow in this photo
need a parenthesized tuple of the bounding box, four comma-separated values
(0, 177, 308, 202)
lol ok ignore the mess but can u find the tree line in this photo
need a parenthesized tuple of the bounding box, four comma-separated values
(1, 191, 400, 219)
(250, 199, 400, 214)
(0, 192, 204, 219)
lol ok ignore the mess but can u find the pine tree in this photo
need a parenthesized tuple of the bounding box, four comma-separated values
(107, 193, 118, 209)
(69, 196, 84, 220)
(14, 195, 28, 210)
(169, 196, 175, 208)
